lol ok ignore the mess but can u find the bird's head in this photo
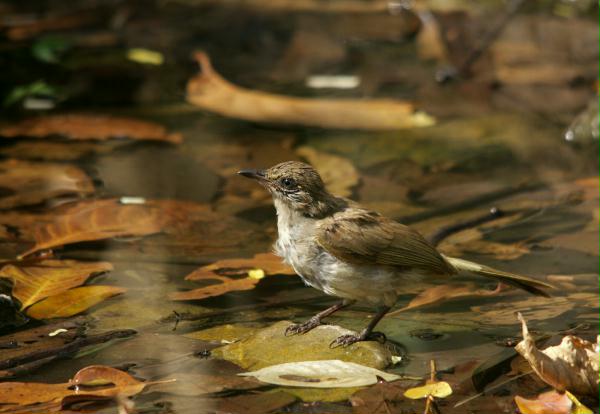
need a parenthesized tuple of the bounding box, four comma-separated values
(238, 161, 343, 217)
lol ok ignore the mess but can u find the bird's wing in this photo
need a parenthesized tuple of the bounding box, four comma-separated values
(315, 208, 455, 275)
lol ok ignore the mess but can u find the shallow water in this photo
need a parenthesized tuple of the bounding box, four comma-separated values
(0, 1, 598, 413)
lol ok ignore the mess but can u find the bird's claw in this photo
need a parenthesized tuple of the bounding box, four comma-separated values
(329, 331, 387, 348)
(285, 317, 320, 336)
(329, 334, 362, 348)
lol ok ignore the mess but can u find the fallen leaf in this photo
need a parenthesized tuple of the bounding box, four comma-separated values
(0, 114, 182, 143)
(438, 227, 530, 260)
(296, 146, 359, 197)
(388, 282, 503, 315)
(26, 285, 126, 319)
(185, 252, 293, 281)
(239, 360, 401, 388)
(18, 199, 172, 258)
(170, 277, 259, 301)
(0, 260, 113, 310)
(151, 372, 261, 396)
(350, 380, 421, 414)
(0, 159, 94, 209)
(0, 365, 157, 410)
(186, 52, 435, 130)
(515, 313, 599, 396)
(514, 390, 572, 414)
(170, 252, 294, 301)
(403, 381, 452, 399)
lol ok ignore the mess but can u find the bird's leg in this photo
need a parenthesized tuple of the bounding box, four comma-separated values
(330, 305, 391, 348)
(285, 299, 355, 336)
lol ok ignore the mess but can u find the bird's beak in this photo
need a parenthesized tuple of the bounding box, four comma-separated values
(237, 169, 267, 181)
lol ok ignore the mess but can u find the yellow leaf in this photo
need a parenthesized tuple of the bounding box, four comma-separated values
(403, 381, 452, 399)
(0, 260, 113, 310)
(127, 48, 164, 65)
(566, 391, 593, 414)
(26, 285, 126, 319)
(248, 269, 265, 279)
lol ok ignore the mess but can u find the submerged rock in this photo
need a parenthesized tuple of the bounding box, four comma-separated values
(212, 320, 392, 370)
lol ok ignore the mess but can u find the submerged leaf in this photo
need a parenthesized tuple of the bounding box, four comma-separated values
(0, 260, 113, 310)
(171, 253, 294, 301)
(0, 114, 182, 143)
(26, 285, 126, 319)
(239, 360, 401, 388)
(186, 52, 434, 130)
(0, 159, 94, 209)
(18, 199, 171, 258)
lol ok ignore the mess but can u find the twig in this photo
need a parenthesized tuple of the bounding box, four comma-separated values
(0, 328, 136, 370)
(453, 371, 532, 408)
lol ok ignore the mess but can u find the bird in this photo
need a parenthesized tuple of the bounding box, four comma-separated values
(238, 161, 552, 347)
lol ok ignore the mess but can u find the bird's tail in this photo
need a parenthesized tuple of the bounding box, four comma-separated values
(443, 255, 553, 297)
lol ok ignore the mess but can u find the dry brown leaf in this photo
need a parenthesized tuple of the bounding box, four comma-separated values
(0, 260, 113, 310)
(170, 252, 293, 301)
(170, 277, 259, 301)
(185, 252, 294, 281)
(388, 282, 503, 315)
(18, 199, 173, 258)
(26, 285, 126, 319)
(0, 365, 156, 410)
(295, 146, 359, 197)
(0, 114, 182, 143)
(0, 159, 94, 209)
(186, 52, 434, 130)
(515, 312, 599, 396)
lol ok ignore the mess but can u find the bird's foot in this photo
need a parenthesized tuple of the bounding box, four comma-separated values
(285, 317, 321, 336)
(329, 331, 387, 348)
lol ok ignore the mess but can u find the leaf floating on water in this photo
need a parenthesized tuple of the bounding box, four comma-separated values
(0, 260, 113, 310)
(26, 285, 126, 319)
(0, 114, 182, 143)
(515, 312, 599, 396)
(126, 48, 164, 65)
(239, 360, 401, 388)
(403, 381, 452, 399)
(18, 199, 172, 258)
(0, 159, 94, 209)
(186, 51, 435, 130)
(296, 146, 359, 197)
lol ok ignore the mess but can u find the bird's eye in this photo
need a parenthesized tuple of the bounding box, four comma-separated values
(280, 177, 296, 188)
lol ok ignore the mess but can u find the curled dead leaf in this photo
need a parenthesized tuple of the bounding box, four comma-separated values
(0, 114, 182, 143)
(0, 365, 160, 410)
(186, 52, 434, 130)
(515, 313, 599, 396)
